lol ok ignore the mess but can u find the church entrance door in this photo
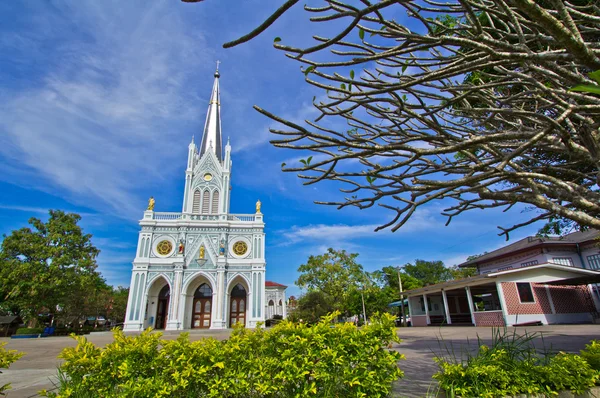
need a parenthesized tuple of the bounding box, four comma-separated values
(229, 284, 247, 327)
(192, 283, 213, 329)
(155, 285, 170, 330)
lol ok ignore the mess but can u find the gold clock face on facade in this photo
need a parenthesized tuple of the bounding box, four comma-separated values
(157, 240, 173, 255)
(203, 173, 213, 181)
(233, 241, 248, 256)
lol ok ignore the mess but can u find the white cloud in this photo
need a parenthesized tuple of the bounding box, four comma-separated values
(0, 2, 211, 217)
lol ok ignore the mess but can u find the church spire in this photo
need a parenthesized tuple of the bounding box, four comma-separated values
(199, 63, 222, 161)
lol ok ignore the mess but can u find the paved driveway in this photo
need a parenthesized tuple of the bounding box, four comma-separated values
(1, 325, 598, 397)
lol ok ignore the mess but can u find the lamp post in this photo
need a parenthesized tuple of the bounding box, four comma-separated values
(397, 266, 406, 327)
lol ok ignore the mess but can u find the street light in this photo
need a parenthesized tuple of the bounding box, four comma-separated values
(396, 266, 406, 327)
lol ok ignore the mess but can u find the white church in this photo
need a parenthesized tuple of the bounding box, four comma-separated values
(123, 68, 287, 331)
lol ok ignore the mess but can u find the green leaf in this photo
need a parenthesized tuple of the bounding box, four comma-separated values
(366, 176, 377, 184)
(402, 94, 407, 102)
(300, 159, 307, 166)
(570, 84, 600, 95)
(304, 65, 316, 76)
(348, 84, 352, 92)
(402, 64, 408, 73)
(341, 83, 346, 90)
(274, 37, 281, 43)
(306, 156, 313, 165)
(281, 162, 286, 168)
(312, 96, 316, 102)
(350, 70, 355, 80)
(588, 70, 600, 84)
(359, 28, 365, 40)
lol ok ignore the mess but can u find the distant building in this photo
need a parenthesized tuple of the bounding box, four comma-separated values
(123, 68, 286, 331)
(403, 230, 600, 326)
(265, 281, 287, 319)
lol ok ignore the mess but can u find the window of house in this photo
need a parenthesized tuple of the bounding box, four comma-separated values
(551, 257, 574, 267)
(516, 283, 535, 303)
(520, 260, 538, 267)
(497, 266, 513, 271)
(587, 254, 600, 270)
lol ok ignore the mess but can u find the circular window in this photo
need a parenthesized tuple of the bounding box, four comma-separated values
(203, 173, 213, 181)
(232, 241, 248, 256)
(156, 240, 173, 255)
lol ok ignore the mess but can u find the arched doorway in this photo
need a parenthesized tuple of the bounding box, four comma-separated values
(155, 285, 170, 330)
(229, 283, 247, 327)
(192, 283, 212, 329)
(268, 300, 275, 319)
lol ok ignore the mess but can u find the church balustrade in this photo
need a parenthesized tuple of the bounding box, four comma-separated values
(153, 212, 183, 220)
(228, 214, 256, 222)
(150, 212, 256, 222)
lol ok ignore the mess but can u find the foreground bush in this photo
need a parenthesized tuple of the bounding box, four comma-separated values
(0, 342, 24, 395)
(42, 313, 403, 397)
(581, 340, 600, 372)
(433, 329, 599, 397)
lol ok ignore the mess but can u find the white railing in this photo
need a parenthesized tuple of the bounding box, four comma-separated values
(228, 214, 256, 222)
(153, 212, 183, 220)
(148, 212, 257, 222)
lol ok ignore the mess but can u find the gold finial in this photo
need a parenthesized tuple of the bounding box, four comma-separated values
(147, 196, 155, 211)
(256, 199, 262, 214)
(199, 245, 205, 259)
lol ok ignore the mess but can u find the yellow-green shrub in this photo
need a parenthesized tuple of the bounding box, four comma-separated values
(434, 331, 600, 398)
(581, 339, 600, 371)
(0, 342, 24, 395)
(42, 312, 403, 398)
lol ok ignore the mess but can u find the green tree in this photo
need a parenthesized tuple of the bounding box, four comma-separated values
(403, 260, 453, 287)
(380, 266, 424, 294)
(0, 210, 102, 326)
(288, 290, 334, 324)
(108, 286, 129, 324)
(217, 0, 600, 239)
(449, 265, 478, 280)
(296, 248, 365, 313)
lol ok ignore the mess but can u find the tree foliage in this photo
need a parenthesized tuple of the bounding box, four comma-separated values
(0, 210, 104, 325)
(296, 248, 366, 313)
(403, 259, 453, 286)
(223, 0, 600, 239)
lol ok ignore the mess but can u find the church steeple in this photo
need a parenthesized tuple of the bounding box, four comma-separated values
(199, 65, 222, 161)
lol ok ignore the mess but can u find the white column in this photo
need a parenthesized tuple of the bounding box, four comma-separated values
(495, 282, 509, 326)
(407, 296, 414, 326)
(166, 269, 183, 330)
(465, 286, 476, 326)
(441, 290, 452, 325)
(211, 270, 226, 329)
(423, 294, 430, 325)
(124, 271, 140, 331)
(282, 290, 287, 319)
(544, 284, 556, 314)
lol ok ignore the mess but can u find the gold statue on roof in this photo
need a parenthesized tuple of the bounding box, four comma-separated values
(147, 196, 155, 211)
(256, 199, 261, 214)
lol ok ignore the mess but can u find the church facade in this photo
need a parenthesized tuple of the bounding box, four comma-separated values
(123, 69, 286, 331)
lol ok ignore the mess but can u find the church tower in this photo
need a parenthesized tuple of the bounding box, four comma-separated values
(123, 67, 285, 331)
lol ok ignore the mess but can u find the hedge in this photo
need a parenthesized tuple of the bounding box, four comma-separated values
(433, 331, 600, 398)
(41, 312, 404, 398)
(15, 327, 43, 335)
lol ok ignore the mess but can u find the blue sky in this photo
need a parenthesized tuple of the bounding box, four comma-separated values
(0, 1, 546, 297)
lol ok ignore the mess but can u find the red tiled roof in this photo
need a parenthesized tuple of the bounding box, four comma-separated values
(459, 229, 600, 268)
(265, 281, 287, 288)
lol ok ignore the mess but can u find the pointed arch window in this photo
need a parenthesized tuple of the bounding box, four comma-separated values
(201, 189, 210, 214)
(211, 190, 220, 214)
(192, 190, 201, 214)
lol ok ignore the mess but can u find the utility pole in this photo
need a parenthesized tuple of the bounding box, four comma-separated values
(397, 267, 406, 327)
(361, 291, 367, 326)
